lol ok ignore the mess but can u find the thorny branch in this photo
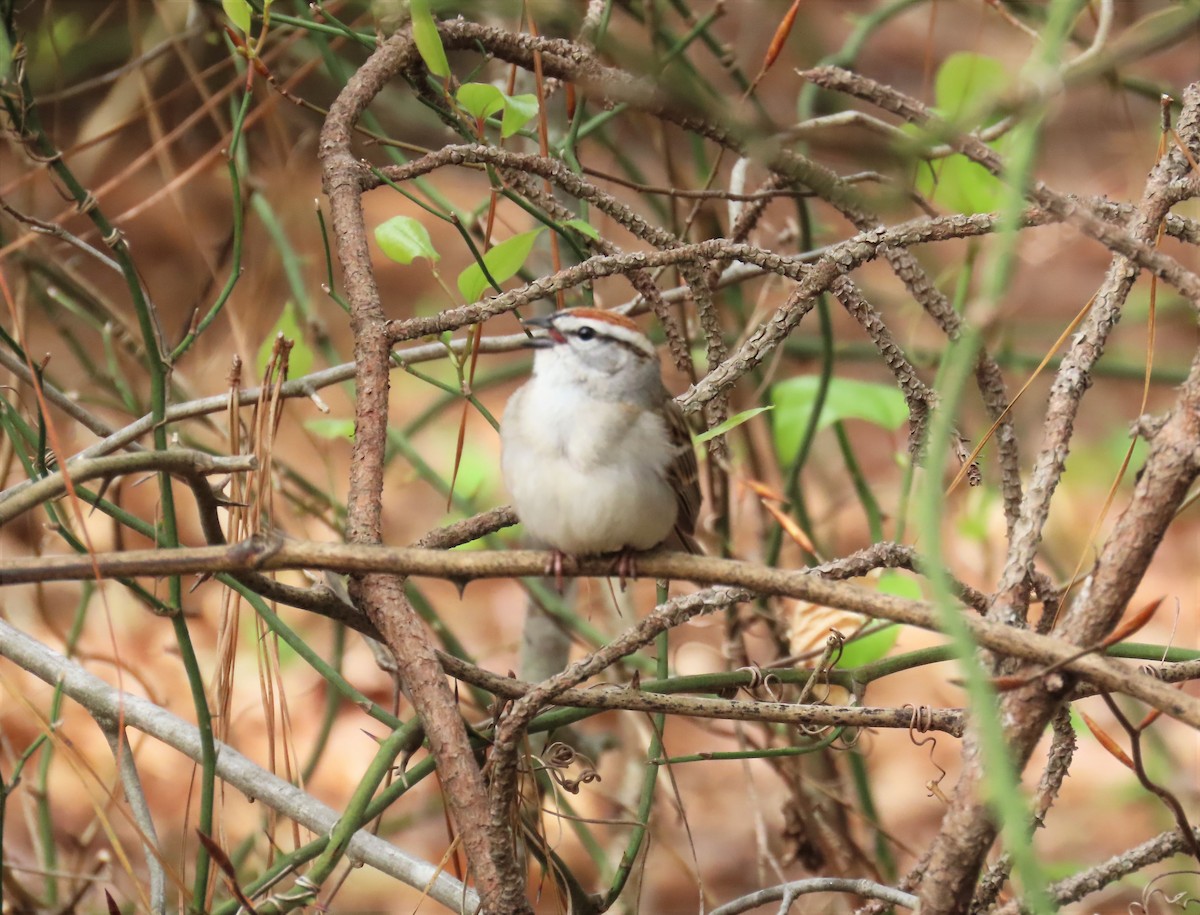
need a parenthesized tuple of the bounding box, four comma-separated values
(318, 23, 521, 913)
(1, 540, 1198, 729)
(800, 67, 1200, 915)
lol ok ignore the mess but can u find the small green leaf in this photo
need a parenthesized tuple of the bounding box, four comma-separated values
(695, 406, 773, 443)
(935, 52, 1009, 125)
(915, 152, 1006, 215)
(957, 486, 998, 543)
(837, 624, 899, 668)
(562, 218, 599, 240)
(222, 0, 252, 34)
(375, 215, 440, 264)
(456, 82, 505, 120)
(901, 53, 1012, 214)
(836, 574, 914, 668)
(772, 376, 908, 463)
(256, 301, 314, 380)
(410, 0, 450, 79)
(304, 418, 356, 440)
(877, 570, 922, 601)
(457, 228, 544, 302)
(500, 93, 539, 138)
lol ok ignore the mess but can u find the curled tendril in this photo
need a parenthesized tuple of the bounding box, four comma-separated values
(538, 741, 601, 795)
(798, 721, 832, 739)
(835, 725, 865, 750)
(736, 662, 764, 690)
(905, 703, 948, 799)
(796, 629, 846, 706)
(736, 661, 782, 701)
(824, 629, 847, 668)
(1131, 869, 1200, 913)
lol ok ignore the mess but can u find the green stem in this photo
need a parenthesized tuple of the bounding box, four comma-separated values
(301, 622, 346, 784)
(917, 328, 1052, 914)
(170, 88, 252, 360)
(603, 589, 670, 907)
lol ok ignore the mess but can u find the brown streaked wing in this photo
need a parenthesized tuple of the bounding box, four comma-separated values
(664, 397, 701, 553)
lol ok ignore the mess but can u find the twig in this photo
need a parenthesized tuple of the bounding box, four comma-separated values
(0, 615, 480, 912)
(438, 652, 966, 736)
(709, 876, 917, 915)
(0, 451, 257, 525)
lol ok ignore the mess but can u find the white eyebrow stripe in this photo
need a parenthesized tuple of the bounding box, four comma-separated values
(551, 314, 656, 358)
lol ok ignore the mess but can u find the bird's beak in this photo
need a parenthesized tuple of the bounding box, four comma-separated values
(520, 314, 565, 348)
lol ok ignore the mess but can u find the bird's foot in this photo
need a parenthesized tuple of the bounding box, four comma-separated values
(613, 550, 638, 591)
(544, 549, 568, 594)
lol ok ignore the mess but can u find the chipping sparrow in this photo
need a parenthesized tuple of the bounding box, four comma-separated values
(500, 308, 700, 579)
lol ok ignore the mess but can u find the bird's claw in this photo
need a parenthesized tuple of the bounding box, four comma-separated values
(613, 550, 637, 591)
(542, 549, 639, 592)
(544, 549, 567, 594)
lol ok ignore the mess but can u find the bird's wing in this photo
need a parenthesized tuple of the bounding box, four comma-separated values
(664, 398, 702, 553)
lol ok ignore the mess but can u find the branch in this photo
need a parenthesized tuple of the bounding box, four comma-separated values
(2, 540, 1196, 728)
(319, 23, 521, 911)
(438, 653, 966, 735)
(0, 451, 257, 526)
(992, 824, 1200, 914)
(0, 616, 479, 912)
(710, 877, 917, 915)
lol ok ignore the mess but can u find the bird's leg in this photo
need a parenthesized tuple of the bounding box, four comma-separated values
(613, 550, 638, 591)
(543, 549, 567, 593)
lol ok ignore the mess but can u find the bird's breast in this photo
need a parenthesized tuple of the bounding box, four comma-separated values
(500, 380, 676, 553)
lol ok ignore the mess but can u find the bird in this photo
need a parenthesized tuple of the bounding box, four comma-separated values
(500, 307, 700, 585)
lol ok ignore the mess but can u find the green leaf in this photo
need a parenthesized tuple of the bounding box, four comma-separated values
(457, 82, 505, 120)
(903, 53, 1013, 214)
(456, 228, 544, 302)
(772, 376, 908, 463)
(410, 0, 450, 79)
(500, 93, 539, 138)
(375, 215, 440, 264)
(304, 418, 356, 440)
(935, 52, 1009, 125)
(877, 570, 922, 601)
(256, 301, 314, 380)
(694, 406, 773, 443)
(915, 152, 1006, 215)
(956, 486, 999, 543)
(836, 573, 914, 668)
(837, 624, 899, 668)
(222, 0, 252, 34)
(561, 218, 600, 240)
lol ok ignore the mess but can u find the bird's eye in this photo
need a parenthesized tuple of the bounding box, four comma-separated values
(575, 326, 597, 341)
